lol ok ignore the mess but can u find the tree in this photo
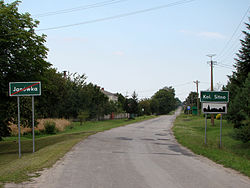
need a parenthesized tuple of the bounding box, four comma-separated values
(226, 23, 250, 129)
(232, 73, 250, 142)
(138, 98, 151, 115)
(152, 87, 176, 115)
(0, 1, 51, 140)
(125, 91, 139, 118)
(184, 92, 198, 114)
(150, 98, 159, 115)
(116, 93, 127, 112)
(78, 110, 89, 125)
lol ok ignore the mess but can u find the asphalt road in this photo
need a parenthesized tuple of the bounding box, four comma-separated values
(9, 109, 250, 188)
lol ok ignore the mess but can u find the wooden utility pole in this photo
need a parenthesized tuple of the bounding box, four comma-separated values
(63, 71, 67, 79)
(193, 80, 200, 115)
(207, 54, 217, 126)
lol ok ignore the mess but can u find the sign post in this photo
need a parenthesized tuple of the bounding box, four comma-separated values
(200, 91, 229, 148)
(220, 114, 222, 148)
(9, 82, 41, 157)
(205, 114, 207, 145)
(17, 96, 21, 158)
(187, 106, 191, 115)
(32, 96, 35, 153)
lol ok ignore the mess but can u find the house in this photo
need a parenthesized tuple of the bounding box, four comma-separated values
(100, 88, 118, 102)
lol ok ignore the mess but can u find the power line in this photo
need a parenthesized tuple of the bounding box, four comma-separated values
(37, 0, 197, 31)
(217, 32, 242, 63)
(214, 64, 234, 70)
(172, 82, 193, 87)
(216, 5, 250, 60)
(33, 0, 129, 17)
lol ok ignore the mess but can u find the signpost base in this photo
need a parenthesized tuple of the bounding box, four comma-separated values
(220, 114, 222, 148)
(32, 96, 35, 153)
(17, 97, 21, 158)
(205, 114, 207, 145)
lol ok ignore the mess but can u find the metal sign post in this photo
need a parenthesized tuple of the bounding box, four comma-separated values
(32, 96, 35, 153)
(10, 82, 41, 157)
(205, 114, 207, 145)
(17, 97, 21, 158)
(201, 91, 229, 148)
(220, 114, 222, 148)
(187, 106, 191, 115)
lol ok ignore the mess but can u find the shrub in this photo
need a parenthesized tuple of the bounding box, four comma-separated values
(44, 121, 57, 134)
(34, 130, 41, 135)
(78, 111, 89, 125)
(234, 124, 250, 143)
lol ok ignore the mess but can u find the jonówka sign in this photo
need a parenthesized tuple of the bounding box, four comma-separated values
(9, 82, 41, 96)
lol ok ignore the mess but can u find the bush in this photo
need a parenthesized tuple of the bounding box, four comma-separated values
(234, 124, 250, 143)
(78, 111, 89, 125)
(34, 130, 41, 135)
(44, 121, 57, 134)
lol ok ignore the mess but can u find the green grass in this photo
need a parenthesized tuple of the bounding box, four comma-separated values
(173, 113, 250, 177)
(0, 115, 155, 184)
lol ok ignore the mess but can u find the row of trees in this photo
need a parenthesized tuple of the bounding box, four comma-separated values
(123, 88, 181, 117)
(0, 1, 181, 140)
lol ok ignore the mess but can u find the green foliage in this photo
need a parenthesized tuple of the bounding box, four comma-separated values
(151, 87, 176, 115)
(0, 1, 50, 139)
(44, 121, 57, 134)
(234, 124, 250, 143)
(150, 98, 159, 114)
(226, 23, 250, 134)
(138, 99, 151, 115)
(227, 73, 250, 128)
(125, 91, 139, 115)
(184, 92, 198, 114)
(78, 111, 89, 125)
(117, 93, 126, 108)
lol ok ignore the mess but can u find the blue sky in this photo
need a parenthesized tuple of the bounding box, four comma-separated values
(5, 0, 250, 101)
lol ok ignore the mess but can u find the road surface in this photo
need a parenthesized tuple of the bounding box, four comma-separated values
(7, 109, 250, 188)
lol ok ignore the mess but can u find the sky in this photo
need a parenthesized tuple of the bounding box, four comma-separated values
(4, 0, 250, 101)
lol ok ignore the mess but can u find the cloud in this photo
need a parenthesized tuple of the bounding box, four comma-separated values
(179, 29, 194, 35)
(179, 30, 226, 39)
(62, 37, 88, 43)
(114, 51, 124, 56)
(48, 36, 88, 43)
(198, 32, 226, 39)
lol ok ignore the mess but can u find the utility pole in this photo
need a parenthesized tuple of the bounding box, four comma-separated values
(207, 54, 217, 126)
(63, 71, 67, 79)
(193, 80, 200, 115)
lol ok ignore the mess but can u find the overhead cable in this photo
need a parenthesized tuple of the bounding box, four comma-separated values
(34, 0, 129, 17)
(37, 0, 197, 31)
(216, 6, 250, 60)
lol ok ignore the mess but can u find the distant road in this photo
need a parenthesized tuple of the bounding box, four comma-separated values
(11, 109, 250, 188)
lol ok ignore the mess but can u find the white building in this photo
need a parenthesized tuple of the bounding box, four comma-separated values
(100, 88, 118, 102)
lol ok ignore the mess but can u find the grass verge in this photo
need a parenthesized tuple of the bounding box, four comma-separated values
(0, 115, 155, 184)
(173, 113, 250, 177)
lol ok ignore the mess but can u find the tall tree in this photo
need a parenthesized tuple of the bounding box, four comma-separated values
(0, 1, 50, 139)
(152, 87, 176, 115)
(125, 91, 139, 116)
(226, 23, 250, 129)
